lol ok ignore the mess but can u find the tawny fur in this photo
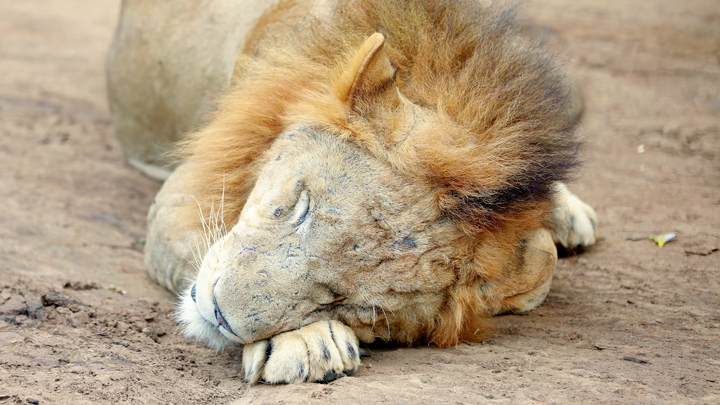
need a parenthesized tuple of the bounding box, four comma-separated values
(178, 0, 578, 347)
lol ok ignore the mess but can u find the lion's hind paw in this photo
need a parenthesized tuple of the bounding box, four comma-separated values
(552, 183, 598, 251)
(243, 320, 361, 384)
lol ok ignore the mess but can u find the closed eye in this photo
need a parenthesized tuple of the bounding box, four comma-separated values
(290, 190, 310, 226)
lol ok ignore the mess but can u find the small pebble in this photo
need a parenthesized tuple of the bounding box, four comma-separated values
(27, 399, 40, 405)
(55, 307, 71, 315)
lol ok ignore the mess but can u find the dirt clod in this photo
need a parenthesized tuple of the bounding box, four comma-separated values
(623, 357, 650, 365)
(40, 294, 83, 308)
(63, 281, 101, 291)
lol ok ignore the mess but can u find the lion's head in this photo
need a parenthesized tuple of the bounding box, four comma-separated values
(175, 0, 578, 349)
(179, 123, 469, 349)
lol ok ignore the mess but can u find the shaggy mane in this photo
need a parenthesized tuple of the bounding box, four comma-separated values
(180, 0, 578, 237)
(177, 0, 580, 347)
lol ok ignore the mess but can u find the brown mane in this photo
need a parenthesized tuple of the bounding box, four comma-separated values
(180, 0, 577, 234)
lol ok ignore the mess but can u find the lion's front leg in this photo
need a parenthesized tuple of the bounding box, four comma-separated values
(242, 321, 362, 384)
(144, 164, 200, 294)
(549, 182, 598, 251)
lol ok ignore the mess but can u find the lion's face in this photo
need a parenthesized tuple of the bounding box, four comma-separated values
(179, 126, 465, 349)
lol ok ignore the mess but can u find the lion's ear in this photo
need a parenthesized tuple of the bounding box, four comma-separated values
(336, 33, 400, 112)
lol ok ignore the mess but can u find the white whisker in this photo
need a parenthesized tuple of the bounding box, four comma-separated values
(188, 181, 230, 272)
(377, 303, 391, 340)
(377, 294, 395, 317)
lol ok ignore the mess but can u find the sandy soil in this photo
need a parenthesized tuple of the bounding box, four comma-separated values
(1, 0, 718, 404)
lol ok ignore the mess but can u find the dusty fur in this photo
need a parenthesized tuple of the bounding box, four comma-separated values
(178, 0, 578, 346)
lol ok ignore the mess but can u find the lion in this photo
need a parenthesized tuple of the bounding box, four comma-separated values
(107, 0, 598, 384)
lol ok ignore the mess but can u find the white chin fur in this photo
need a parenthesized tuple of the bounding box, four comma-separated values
(175, 287, 230, 350)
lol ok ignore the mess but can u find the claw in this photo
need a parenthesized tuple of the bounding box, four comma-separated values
(316, 370, 341, 383)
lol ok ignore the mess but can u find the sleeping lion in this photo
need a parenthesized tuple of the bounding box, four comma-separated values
(107, 0, 598, 384)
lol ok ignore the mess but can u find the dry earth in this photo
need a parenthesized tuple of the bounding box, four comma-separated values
(1, 0, 719, 404)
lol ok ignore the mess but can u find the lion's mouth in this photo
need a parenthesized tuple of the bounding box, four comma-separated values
(213, 299, 246, 344)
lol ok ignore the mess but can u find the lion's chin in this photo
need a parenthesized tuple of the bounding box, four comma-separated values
(175, 287, 232, 350)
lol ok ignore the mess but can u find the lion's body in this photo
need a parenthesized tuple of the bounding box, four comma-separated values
(107, 0, 281, 180)
(109, 0, 598, 384)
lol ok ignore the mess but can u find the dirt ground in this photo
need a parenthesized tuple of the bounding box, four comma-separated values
(0, 0, 718, 404)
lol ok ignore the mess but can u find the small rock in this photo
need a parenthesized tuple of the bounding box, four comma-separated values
(684, 245, 718, 256)
(0, 296, 27, 316)
(55, 306, 71, 315)
(69, 312, 90, 327)
(115, 321, 130, 332)
(41, 293, 82, 308)
(27, 399, 40, 405)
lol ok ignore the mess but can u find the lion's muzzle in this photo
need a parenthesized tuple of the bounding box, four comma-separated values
(189, 229, 330, 346)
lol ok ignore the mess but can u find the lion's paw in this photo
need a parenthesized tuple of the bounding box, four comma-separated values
(242, 320, 361, 384)
(552, 183, 598, 250)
